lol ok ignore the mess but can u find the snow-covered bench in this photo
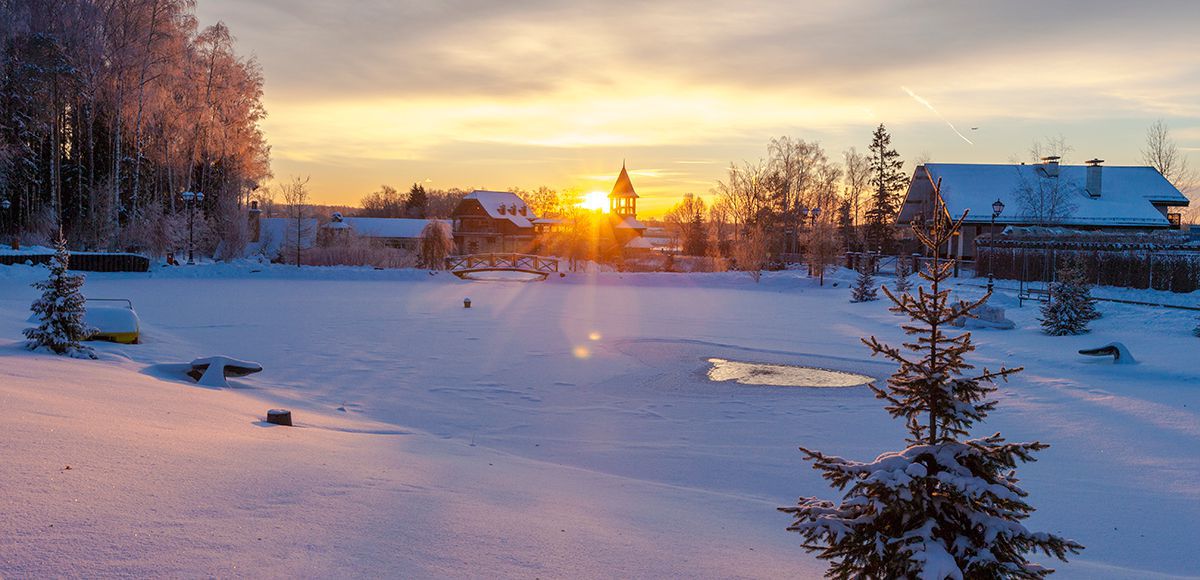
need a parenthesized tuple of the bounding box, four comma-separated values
(188, 356, 263, 387)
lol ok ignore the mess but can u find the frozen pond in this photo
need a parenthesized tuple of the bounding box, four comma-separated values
(706, 357, 874, 388)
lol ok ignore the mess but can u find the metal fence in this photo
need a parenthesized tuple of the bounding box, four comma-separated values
(977, 239, 1200, 293)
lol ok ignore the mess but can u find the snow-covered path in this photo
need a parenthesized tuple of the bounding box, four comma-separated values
(1, 264, 1197, 577)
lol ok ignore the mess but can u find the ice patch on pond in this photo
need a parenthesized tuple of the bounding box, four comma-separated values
(706, 358, 873, 388)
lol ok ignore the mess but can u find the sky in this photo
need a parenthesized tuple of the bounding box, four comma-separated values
(197, 0, 1200, 217)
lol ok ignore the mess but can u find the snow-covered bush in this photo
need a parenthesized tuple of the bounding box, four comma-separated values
(1040, 259, 1100, 336)
(418, 221, 455, 270)
(24, 238, 97, 359)
(850, 257, 877, 302)
(782, 207, 1082, 577)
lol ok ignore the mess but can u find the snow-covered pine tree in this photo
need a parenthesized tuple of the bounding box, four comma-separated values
(1039, 258, 1100, 336)
(892, 254, 913, 295)
(850, 256, 878, 302)
(24, 237, 97, 359)
(781, 201, 1082, 577)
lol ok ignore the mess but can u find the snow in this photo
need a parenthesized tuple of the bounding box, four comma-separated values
(190, 356, 263, 388)
(461, 190, 535, 227)
(1, 262, 1198, 577)
(85, 305, 139, 335)
(902, 163, 1188, 226)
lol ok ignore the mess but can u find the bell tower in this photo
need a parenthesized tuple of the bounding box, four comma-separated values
(608, 162, 638, 218)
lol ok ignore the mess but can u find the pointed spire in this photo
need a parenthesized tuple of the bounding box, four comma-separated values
(609, 162, 638, 199)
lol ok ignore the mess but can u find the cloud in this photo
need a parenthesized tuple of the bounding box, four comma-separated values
(197, 0, 1200, 208)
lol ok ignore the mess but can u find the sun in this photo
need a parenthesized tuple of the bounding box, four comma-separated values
(579, 190, 609, 212)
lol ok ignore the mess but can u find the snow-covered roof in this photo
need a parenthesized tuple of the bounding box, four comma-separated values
(624, 236, 654, 249)
(899, 163, 1189, 227)
(330, 218, 449, 239)
(614, 215, 647, 230)
(462, 191, 535, 228)
(246, 217, 318, 258)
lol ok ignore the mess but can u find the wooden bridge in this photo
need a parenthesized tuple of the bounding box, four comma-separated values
(445, 253, 560, 280)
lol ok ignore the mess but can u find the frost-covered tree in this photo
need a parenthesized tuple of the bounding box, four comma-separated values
(782, 202, 1082, 578)
(1039, 259, 1100, 336)
(418, 221, 454, 270)
(850, 257, 878, 302)
(24, 237, 97, 359)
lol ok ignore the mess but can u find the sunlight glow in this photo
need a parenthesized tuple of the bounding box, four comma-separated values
(580, 191, 609, 212)
(573, 346, 591, 359)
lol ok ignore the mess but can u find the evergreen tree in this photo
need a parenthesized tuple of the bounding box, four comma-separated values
(24, 237, 97, 359)
(864, 124, 906, 254)
(892, 254, 913, 295)
(1039, 259, 1100, 336)
(782, 203, 1082, 578)
(850, 257, 878, 302)
(406, 183, 429, 218)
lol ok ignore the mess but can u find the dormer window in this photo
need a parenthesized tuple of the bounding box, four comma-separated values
(519, 207, 527, 216)
(497, 204, 506, 214)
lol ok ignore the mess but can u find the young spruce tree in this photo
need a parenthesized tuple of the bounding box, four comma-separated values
(1039, 259, 1100, 336)
(24, 237, 97, 359)
(781, 201, 1082, 578)
(892, 254, 913, 295)
(850, 257, 878, 303)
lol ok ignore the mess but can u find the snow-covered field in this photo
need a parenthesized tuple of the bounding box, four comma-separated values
(1, 262, 1198, 578)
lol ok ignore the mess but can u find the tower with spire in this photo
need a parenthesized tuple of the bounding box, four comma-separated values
(604, 162, 647, 256)
(608, 162, 638, 218)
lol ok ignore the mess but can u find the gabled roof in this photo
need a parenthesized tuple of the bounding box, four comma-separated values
(613, 215, 646, 230)
(461, 190, 535, 228)
(608, 164, 638, 199)
(898, 163, 1188, 228)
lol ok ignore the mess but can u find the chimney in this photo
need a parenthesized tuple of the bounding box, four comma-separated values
(1086, 158, 1104, 198)
(248, 200, 263, 242)
(1040, 156, 1061, 178)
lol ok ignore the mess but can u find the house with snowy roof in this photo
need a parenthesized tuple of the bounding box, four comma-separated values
(450, 190, 537, 254)
(322, 214, 450, 251)
(245, 202, 318, 261)
(896, 157, 1190, 259)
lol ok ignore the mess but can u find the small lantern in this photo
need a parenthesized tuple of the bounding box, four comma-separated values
(811, 206, 822, 219)
(992, 198, 1005, 217)
(463, 297, 472, 308)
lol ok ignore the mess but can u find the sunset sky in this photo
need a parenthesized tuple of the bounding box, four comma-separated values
(198, 0, 1200, 216)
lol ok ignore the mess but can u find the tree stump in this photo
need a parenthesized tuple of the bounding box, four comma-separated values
(267, 409, 293, 426)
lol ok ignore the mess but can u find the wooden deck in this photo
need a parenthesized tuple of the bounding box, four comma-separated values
(445, 253, 560, 280)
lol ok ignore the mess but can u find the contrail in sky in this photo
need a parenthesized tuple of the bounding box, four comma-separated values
(901, 86, 974, 145)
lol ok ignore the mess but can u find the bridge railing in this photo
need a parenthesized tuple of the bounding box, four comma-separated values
(445, 253, 559, 273)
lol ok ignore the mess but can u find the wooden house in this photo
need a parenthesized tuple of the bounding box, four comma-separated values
(450, 190, 537, 254)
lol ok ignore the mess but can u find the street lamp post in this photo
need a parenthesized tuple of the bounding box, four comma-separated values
(1, 198, 14, 250)
(987, 198, 1005, 294)
(181, 191, 204, 265)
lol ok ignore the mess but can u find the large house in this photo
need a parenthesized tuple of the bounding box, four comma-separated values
(450, 190, 536, 254)
(322, 214, 450, 251)
(896, 158, 1190, 259)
